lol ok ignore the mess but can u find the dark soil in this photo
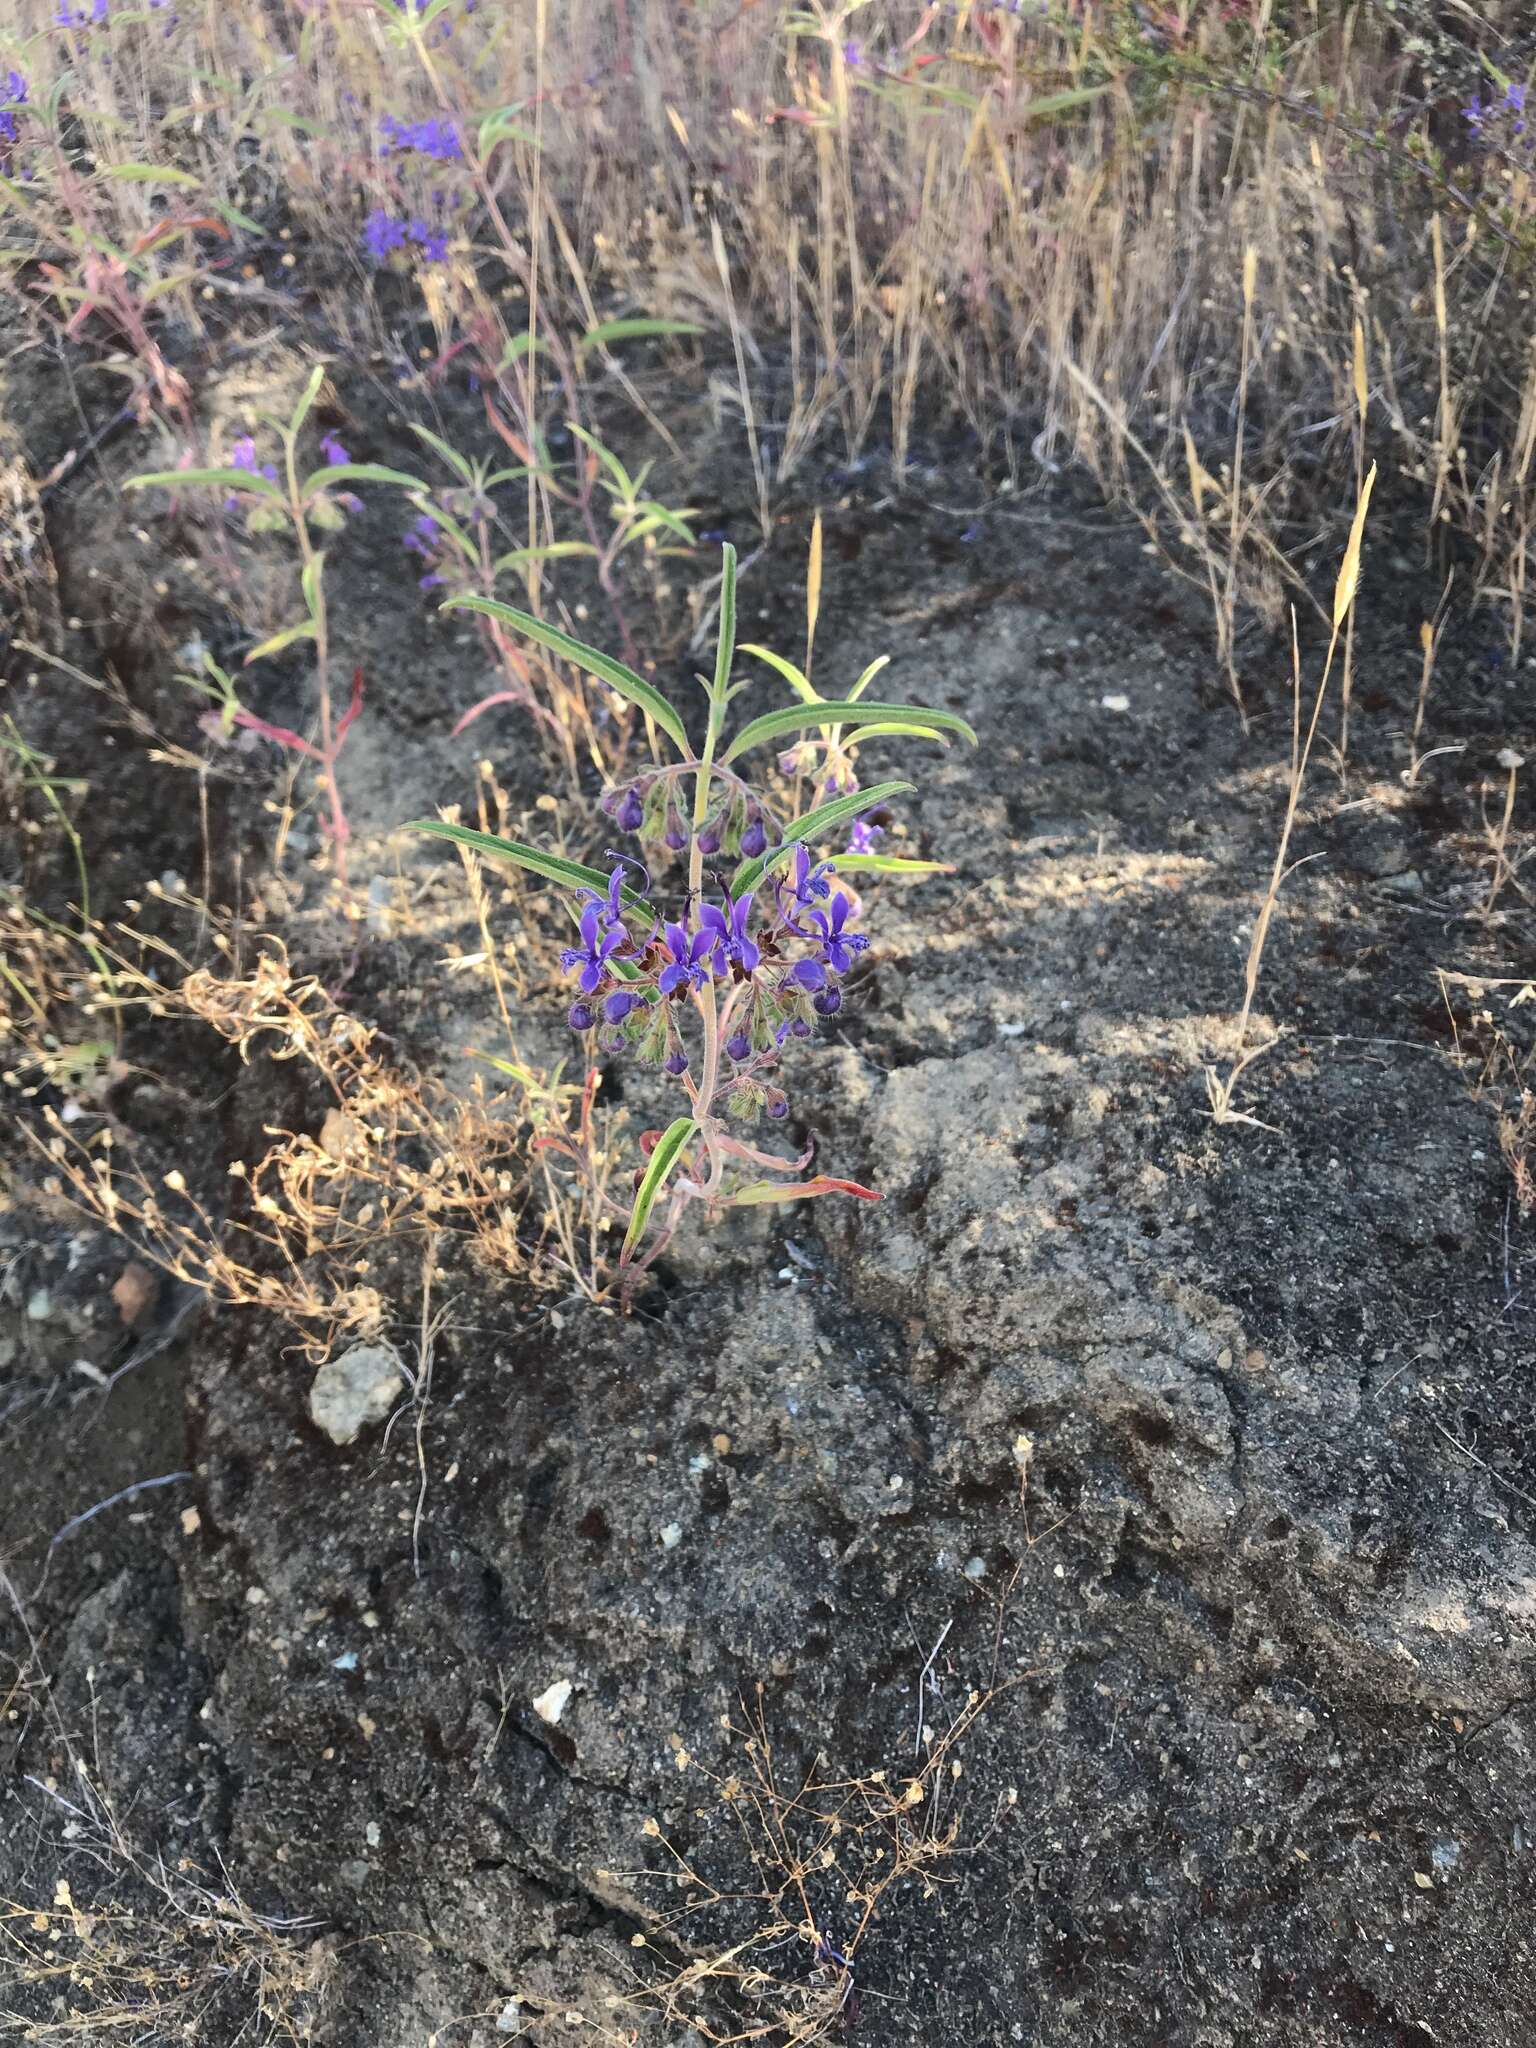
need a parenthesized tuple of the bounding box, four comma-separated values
(3, 336, 1536, 2048)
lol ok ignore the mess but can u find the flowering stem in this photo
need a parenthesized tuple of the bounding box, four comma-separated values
(282, 431, 351, 904)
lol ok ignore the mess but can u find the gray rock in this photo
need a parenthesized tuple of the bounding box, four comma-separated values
(309, 1341, 405, 1446)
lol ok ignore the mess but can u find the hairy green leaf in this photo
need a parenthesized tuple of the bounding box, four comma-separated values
(829, 854, 952, 875)
(125, 466, 284, 501)
(622, 1117, 697, 1261)
(740, 643, 819, 703)
(731, 780, 914, 895)
(722, 700, 975, 764)
(302, 461, 427, 498)
(407, 819, 649, 908)
(440, 597, 688, 751)
(101, 161, 201, 186)
(713, 542, 737, 702)
(244, 620, 316, 665)
(581, 317, 703, 350)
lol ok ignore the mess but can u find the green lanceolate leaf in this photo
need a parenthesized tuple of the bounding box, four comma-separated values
(731, 780, 915, 896)
(244, 620, 317, 665)
(101, 161, 201, 186)
(622, 1116, 697, 1262)
(842, 720, 950, 747)
(730, 1174, 881, 1206)
(713, 542, 737, 701)
(440, 597, 689, 752)
(830, 854, 953, 875)
(846, 655, 891, 701)
(580, 317, 703, 351)
(740, 644, 818, 703)
(301, 462, 426, 498)
(407, 819, 649, 909)
(491, 542, 599, 574)
(409, 423, 475, 483)
(290, 362, 326, 438)
(125, 466, 284, 501)
(300, 551, 325, 620)
(722, 699, 975, 764)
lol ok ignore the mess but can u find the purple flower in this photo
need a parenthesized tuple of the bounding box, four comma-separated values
(726, 1030, 753, 1061)
(740, 815, 767, 859)
(699, 893, 760, 978)
(319, 433, 350, 466)
(845, 817, 884, 856)
(813, 986, 843, 1017)
(613, 785, 644, 834)
(408, 219, 450, 264)
(362, 209, 407, 262)
(567, 1000, 596, 1032)
(663, 1048, 689, 1076)
(1464, 95, 1486, 133)
(808, 892, 867, 976)
(604, 989, 645, 1024)
(380, 114, 462, 162)
(1506, 82, 1527, 116)
(560, 900, 631, 995)
(402, 510, 439, 555)
(781, 842, 835, 914)
(658, 919, 711, 996)
(229, 436, 278, 483)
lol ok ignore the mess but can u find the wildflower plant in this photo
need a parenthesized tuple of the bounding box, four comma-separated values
(124, 367, 423, 893)
(410, 545, 976, 1282)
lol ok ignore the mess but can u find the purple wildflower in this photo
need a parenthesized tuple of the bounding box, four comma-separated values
(614, 786, 645, 834)
(380, 114, 462, 162)
(604, 989, 645, 1024)
(699, 893, 760, 978)
(782, 842, 835, 914)
(658, 919, 711, 996)
(402, 510, 439, 555)
(408, 219, 450, 264)
(362, 209, 407, 262)
(319, 433, 350, 466)
(726, 1030, 753, 1061)
(808, 892, 867, 976)
(229, 436, 278, 483)
(845, 817, 884, 856)
(560, 899, 632, 996)
(568, 1000, 596, 1032)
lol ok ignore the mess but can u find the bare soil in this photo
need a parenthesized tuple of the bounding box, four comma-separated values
(3, 339, 1536, 2048)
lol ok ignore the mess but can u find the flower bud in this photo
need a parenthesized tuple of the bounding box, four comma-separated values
(697, 819, 721, 855)
(567, 1000, 596, 1031)
(615, 786, 645, 833)
(726, 1030, 752, 1061)
(789, 1017, 812, 1038)
(664, 810, 688, 852)
(604, 990, 644, 1024)
(766, 1091, 789, 1119)
(813, 987, 843, 1017)
(663, 1048, 689, 1076)
(740, 815, 766, 858)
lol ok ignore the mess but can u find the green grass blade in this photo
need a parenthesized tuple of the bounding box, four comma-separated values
(722, 700, 975, 764)
(440, 597, 688, 751)
(621, 1116, 697, 1262)
(730, 780, 914, 895)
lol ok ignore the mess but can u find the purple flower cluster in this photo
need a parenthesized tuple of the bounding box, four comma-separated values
(362, 208, 450, 266)
(1465, 79, 1529, 143)
(401, 510, 446, 589)
(0, 71, 25, 146)
(379, 114, 462, 162)
(561, 844, 869, 1117)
